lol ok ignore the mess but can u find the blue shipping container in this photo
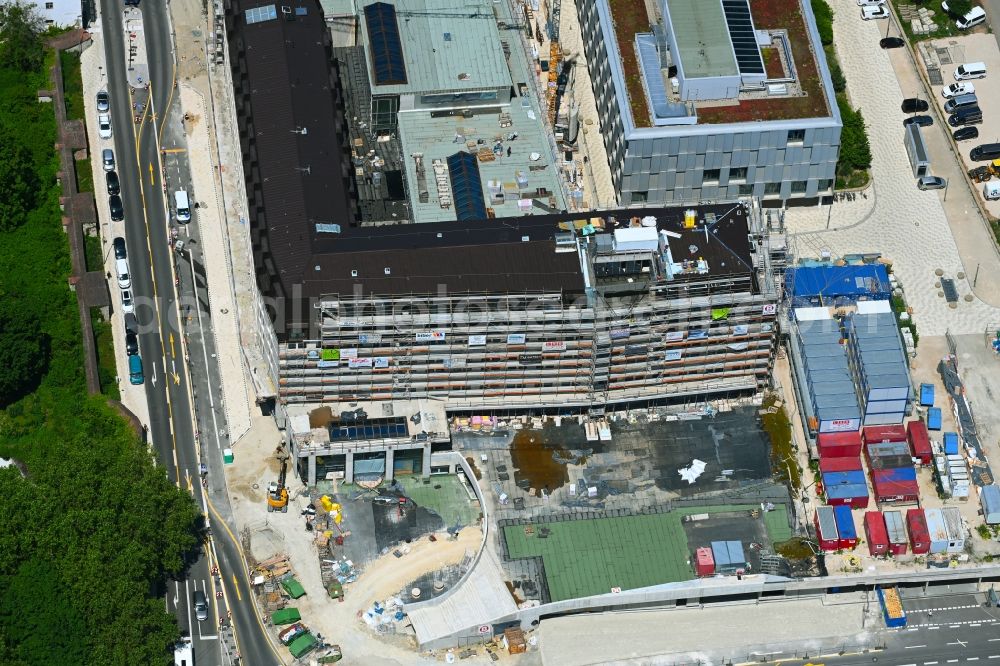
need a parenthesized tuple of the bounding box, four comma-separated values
(711, 541, 732, 567)
(927, 408, 942, 430)
(826, 483, 870, 499)
(823, 470, 868, 486)
(876, 467, 918, 482)
(944, 432, 960, 455)
(919, 383, 935, 407)
(834, 505, 858, 540)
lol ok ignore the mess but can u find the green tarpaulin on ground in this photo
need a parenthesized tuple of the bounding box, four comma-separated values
(288, 632, 317, 658)
(281, 577, 306, 599)
(270, 607, 301, 625)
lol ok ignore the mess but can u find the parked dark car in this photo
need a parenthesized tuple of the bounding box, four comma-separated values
(113, 236, 127, 259)
(109, 195, 124, 221)
(125, 331, 139, 356)
(948, 108, 982, 126)
(953, 126, 979, 141)
(106, 170, 120, 196)
(904, 115, 934, 127)
(880, 37, 905, 49)
(971, 143, 1000, 161)
(901, 98, 929, 113)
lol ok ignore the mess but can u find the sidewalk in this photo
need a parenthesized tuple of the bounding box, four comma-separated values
(178, 83, 253, 444)
(781, 0, 1000, 337)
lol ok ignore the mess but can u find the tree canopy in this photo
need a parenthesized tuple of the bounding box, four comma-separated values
(0, 1, 45, 72)
(0, 19, 203, 666)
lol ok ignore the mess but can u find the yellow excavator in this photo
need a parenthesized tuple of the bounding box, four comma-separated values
(266, 446, 290, 513)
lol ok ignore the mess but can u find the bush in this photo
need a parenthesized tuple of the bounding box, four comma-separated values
(837, 95, 873, 175)
(826, 46, 846, 94)
(945, 0, 973, 17)
(811, 0, 835, 46)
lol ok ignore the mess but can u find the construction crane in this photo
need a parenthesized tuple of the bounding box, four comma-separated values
(266, 445, 290, 513)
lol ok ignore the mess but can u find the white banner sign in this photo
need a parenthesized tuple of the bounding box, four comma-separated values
(468, 335, 487, 346)
(543, 341, 567, 351)
(665, 350, 684, 361)
(348, 357, 373, 369)
(664, 331, 685, 342)
(507, 333, 526, 344)
(340, 348, 358, 359)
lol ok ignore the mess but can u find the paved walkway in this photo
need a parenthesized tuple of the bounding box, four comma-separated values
(179, 83, 252, 443)
(782, 0, 1000, 336)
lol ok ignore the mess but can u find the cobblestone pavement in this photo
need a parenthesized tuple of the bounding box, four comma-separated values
(782, 0, 1000, 336)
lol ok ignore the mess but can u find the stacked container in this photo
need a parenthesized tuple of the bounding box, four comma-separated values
(845, 309, 912, 426)
(791, 316, 863, 434)
(834, 505, 858, 549)
(820, 456, 863, 473)
(815, 506, 840, 551)
(711, 541, 746, 573)
(864, 427, 918, 504)
(906, 420, 933, 466)
(823, 470, 870, 508)
(864, 511, 889, 555)
(883, 510, 909, 554)
(906, 508, 930, 553)
(818, 430, 863, 458)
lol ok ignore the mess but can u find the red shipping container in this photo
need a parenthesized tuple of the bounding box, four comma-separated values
(871, 470, 919, 504)
(906, 508, 930, 554)
(818, 431, 863, 458)
(819, 456, 863, 473)
(825, 494, 870, 509)
(906, 420, 933, 466)
(815, 506, 840, 551)
(863, 425, 907, 445)
(694, 547, 714, 576)
(864, 511, 889, 555)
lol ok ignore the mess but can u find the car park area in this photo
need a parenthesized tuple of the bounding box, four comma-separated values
(922, 33, 1000, 217)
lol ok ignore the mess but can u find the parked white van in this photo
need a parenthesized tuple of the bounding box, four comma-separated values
(955, 62, 987, 80)
(984, 181, 1000, 201)
(957, 6, 987, 30)
(174, 190, 191, 223)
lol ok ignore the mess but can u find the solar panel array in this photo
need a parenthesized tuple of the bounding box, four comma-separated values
(721, 0, 764, 76)
(364, 2, 408, 86)
(447, 152, 487, 221)
(245, 4, 277, 25)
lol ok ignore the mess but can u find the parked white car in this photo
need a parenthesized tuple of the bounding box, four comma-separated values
(116, 258, 131, 290)
(861, 5, 889, 19)
(956, 6, 987, 30)
(120, 289, 135, 314)
(942, 82, 975, 98)
(98, 113, 112, 139)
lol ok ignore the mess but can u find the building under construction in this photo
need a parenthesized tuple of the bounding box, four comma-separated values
(276, 202, 783, 411)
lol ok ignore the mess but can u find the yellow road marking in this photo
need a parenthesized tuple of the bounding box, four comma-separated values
(158, 60, 177, 146)
(172, 372, 181, 385)
(232, 574, 242, 602)
(148, 162, 155, 185)
(206, 497, 283, 662)
(163, 148, 186, 154)
(169, 332, 175, 358)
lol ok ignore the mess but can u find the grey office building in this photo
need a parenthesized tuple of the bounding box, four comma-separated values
(575, 0, 842, 206)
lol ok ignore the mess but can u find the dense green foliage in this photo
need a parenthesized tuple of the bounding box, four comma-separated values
(0, 125, 42, 233)
(0, 1, 44, 71)
(0, 9, 202, 664)
(811, 0, 834, 46)
(837, 95, 873, 176)
(825, 46, 846, 94)
(0, 299, 48, 406)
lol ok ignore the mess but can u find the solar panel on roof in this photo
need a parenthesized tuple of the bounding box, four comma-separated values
(447, 152, 487, 221)
(364, 2, 408, 86)
(245, 4, 277, 24)
(722, 0, 765, 76)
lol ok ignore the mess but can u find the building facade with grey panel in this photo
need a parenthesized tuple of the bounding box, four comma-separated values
(575, 0, 842, 206)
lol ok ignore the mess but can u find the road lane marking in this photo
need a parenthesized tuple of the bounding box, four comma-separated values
(157, 59, 177, 146)
(988, 656, 1000, 659)
(968, 659, 980, 662)
(971, 624, 981, 627)
(907, 645, 928, 649)
(925, 661, 938, 664)
(948, 660, 959, 663)
(990, 639, 1000, 642)
(148, 162, 154, 185)
(233, 573, 242, 601)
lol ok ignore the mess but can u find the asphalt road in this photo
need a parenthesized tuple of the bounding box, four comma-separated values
(99, 3, 221, 665)
(100, 2, 282, 663)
